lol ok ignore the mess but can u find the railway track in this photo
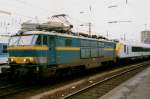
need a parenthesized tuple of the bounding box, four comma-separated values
(32, 60, 150, 99)
(0, 83, 29, 98)
(0, 64, 31, 98)
(0, 60, 149, 99)
(62, 61, 150, 99)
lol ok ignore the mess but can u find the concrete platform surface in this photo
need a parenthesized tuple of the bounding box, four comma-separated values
(100, 66, 150, 99)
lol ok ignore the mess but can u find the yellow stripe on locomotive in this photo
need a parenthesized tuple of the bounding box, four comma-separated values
(56, 47, 80, 51)
(7, 45, 48, 51)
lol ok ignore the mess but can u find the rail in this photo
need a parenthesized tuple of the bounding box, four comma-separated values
(61, 61, 150, 99)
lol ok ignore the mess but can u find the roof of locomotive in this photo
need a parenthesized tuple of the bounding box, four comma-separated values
(15, 30, 116, 43)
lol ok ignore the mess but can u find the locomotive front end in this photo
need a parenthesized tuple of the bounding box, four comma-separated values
(8, 45, 48, 65)
(7, 33, 50, 78)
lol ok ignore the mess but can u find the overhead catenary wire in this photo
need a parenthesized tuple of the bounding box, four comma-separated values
(2, 0, 93, 25)
(0, 10, 35, 28)
(15, 0, 58, 15)
(0, 10, 11, 15)
(0, 0, 44, 21)
(0, 0, 94, 33)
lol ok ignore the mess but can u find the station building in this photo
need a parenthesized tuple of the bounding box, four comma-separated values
(141, 31, 150, 44)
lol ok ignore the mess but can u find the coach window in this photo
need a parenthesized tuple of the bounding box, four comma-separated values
(36, 35, 42, 45)
(132, 47, 142, 52)
(65, 38, 72, 46)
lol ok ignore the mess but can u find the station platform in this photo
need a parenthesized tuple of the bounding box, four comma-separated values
(100, 66, 150, 99)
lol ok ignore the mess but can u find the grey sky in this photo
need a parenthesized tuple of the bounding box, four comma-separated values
(0, 0, 150, 42)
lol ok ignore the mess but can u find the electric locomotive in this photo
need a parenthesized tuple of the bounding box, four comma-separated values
(7, 14, 117, 78)
(7, 30, 116, 78)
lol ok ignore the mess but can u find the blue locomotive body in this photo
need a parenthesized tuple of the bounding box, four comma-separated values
(55, 35, 116, 68)
(7, 31, 116, 77)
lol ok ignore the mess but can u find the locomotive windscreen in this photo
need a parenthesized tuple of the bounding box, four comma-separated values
(9, 35, 38, 46)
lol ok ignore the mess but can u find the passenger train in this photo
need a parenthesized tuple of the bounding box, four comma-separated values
(5, 15, 150, 78)
(6, 30, 150, 78)
(116, 41, 150, 60)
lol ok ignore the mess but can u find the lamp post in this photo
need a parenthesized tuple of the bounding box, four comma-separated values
(80, 22, 92, 36)
(79, 5, 93, 36)
(126, 0, 128, 4)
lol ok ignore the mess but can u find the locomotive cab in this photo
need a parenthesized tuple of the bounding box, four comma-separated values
(8, 34, 53, 65)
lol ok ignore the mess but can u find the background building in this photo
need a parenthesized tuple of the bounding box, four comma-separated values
(141, 31, 150, 44)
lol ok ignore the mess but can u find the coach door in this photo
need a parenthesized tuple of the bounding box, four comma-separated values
(124, 45, 129, 55)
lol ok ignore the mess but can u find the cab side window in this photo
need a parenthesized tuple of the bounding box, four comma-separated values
(65, 38, 72, 46)
(43, 35, 48, 45)
(36, 35, 42, 45)
(48, 36, 55, 47)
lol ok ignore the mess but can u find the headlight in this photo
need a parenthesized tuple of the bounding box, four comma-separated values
(23, 58, 30, 63)
(23, 58, 27, 62)
(11, 58, 14, 62)
(8, 58, 15, 63)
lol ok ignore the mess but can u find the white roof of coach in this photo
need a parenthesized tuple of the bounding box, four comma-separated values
(119, 40, 150, 48)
